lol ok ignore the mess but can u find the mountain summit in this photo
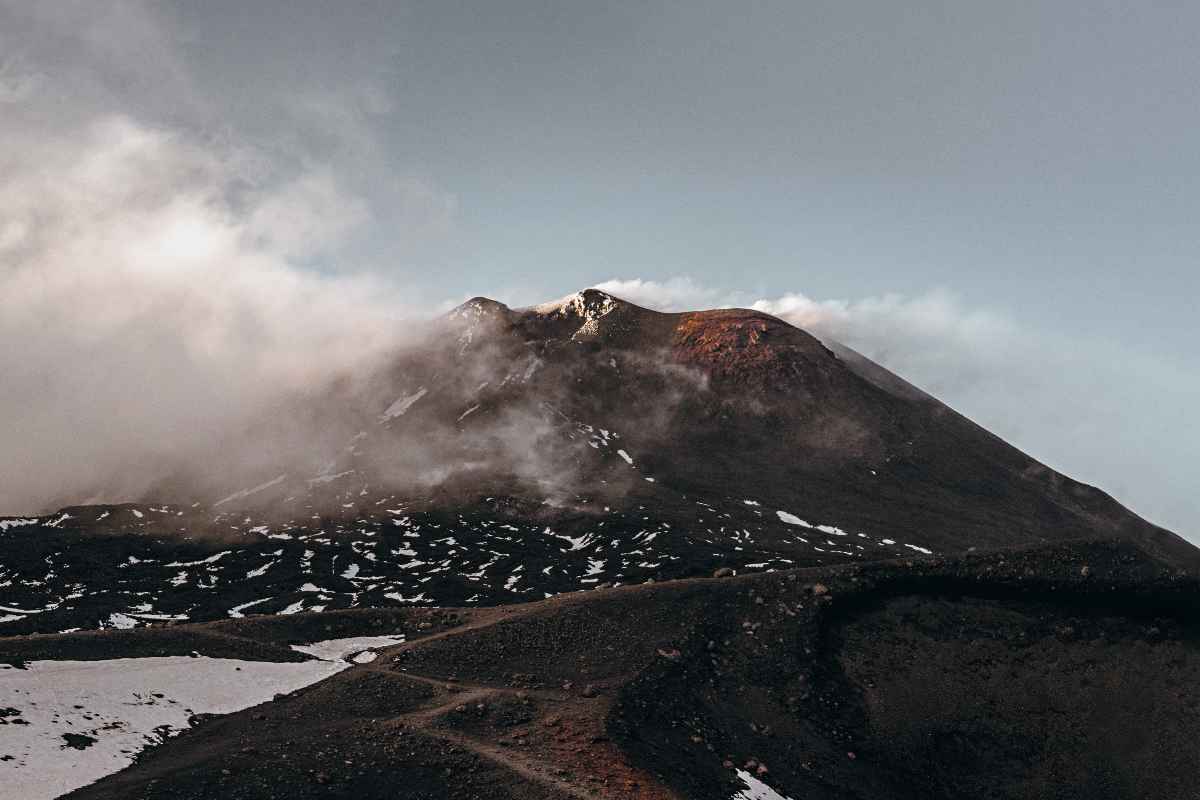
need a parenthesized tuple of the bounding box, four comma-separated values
(2, 288, 1192, 635)
(5, 289, 1200, 800)
(439, 288, 1189, 560)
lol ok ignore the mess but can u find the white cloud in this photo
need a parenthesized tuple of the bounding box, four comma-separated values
(0, 111, 417, 512)
(0, 3, 430, 513)
(591, 277, 729, 311)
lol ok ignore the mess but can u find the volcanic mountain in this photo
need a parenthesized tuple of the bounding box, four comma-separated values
(1, 289, 1194, 635)
(3, 290, 1199, 800)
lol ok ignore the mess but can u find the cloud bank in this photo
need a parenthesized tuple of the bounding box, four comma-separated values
(0, 4, 423, 512)
(595, 278, 1199, 538)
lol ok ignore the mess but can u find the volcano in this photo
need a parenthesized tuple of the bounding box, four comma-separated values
(2, 289, 1197, 799)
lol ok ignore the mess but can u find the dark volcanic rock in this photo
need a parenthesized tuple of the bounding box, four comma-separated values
(39, 541, 1200, 800)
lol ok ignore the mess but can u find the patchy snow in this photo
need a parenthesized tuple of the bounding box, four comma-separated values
(732, 769, 796, 800)
(776, 512, 851, 538)
(532, 290, 616, 319)
(0, 518, 38, 531)
(227, 597, 274, 618)
(457, 404, 480, 422)
(0, 655, 346, 800)
(0, 604, 54, 616)
(214, 474, 286, 508)
(381, 387, 428, 420)
(127, 612, 188, 623)
(245, 560, 275, 578)
(905, 543, 934, 555)
(776, 511, 811, 527)
(382, 591, 427, 603)
(105, 613, 137, 630)
(290, 634, 406, 663)
(546, 528, 592, 552)
(165, 550, 231, 568)
(617, 449, 634, 465)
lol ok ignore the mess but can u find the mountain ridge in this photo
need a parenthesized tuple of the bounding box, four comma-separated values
(5, 288, 1200, 800)
(0, 287, 1193, 638)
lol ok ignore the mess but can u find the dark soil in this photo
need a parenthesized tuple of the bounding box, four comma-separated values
(23, 539, 1196, 800)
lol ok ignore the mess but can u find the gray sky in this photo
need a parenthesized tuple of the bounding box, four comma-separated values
(0, 2, 1196, 536)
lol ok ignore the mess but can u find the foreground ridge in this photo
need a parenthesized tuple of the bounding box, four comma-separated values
(5, 540, 1199, 799)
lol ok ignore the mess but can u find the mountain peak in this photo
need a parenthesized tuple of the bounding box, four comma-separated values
(522, 288, 647, 342)
(530, 287, 629, 316)
(449, 296, 511, 320)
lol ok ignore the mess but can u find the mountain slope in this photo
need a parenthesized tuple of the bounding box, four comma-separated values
(1, 288, 1194, 636)
(5, 288, 1199, 800)
(363, 288, 1192, 561)
(22, 540, 1200, 800)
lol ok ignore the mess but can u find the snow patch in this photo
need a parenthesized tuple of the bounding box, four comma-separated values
(227, 597, 274, 618)
(776, 511, 811, 527)
(0, 655, 346, 800)
(166, 551, 231, 568)
(381, 387, 428, 420)
(290, 634, 406, 663)
(733, 769, 797, 800)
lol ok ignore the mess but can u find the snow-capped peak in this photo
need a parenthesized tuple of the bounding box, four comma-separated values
(530, 289, 628, 340)
(533, 288, 620, 318)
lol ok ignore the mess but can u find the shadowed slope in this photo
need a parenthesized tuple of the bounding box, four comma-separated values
(29, 540, 1200, 800)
